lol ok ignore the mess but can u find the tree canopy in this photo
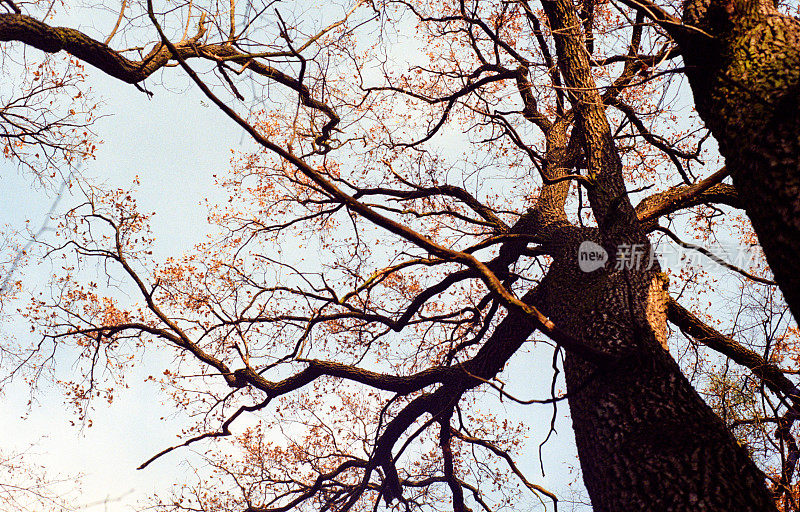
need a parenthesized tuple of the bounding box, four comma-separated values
(1, 0, 800, 510)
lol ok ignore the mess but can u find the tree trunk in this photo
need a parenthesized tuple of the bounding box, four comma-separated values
(678, 0, 800, 320)
(534, 225, 776, 510)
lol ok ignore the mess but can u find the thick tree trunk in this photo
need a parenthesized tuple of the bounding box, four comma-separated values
(535, 226, 776, 511)
(678, 0, 800, 319)
(530, 0, 779, 503)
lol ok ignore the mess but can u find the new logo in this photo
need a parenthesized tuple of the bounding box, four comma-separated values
(578, 241, 608, 272)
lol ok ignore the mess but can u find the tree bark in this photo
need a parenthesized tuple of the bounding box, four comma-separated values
(1, 4, 787, 509)
(528, 0, 780, 504)
(677, 0, 800, 319)
(535, 225, 777, 511)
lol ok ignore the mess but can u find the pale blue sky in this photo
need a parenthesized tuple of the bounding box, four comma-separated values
(0, 52, 592, 508)
(0, 63, 248, 509)
(1, 4, 780, 510)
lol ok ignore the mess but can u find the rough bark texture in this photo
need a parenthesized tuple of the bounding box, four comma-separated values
(1, 4, 786, 510)
(526, 0, 779, 503)
(535, 226, 777, 511)
(0, 13, 178, 83)
(678, 0, 800, 320)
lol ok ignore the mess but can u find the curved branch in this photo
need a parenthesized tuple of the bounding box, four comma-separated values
(654, 225, 776, 286)
(352, 182, 509, 232)
(104, 0, 127, 44)
(146, 0, 612, 366)
(0, 13, 340, 148)
(667, 298, 798, 398)
(0, 13, 202, 83)
(451, 429, 559, 508)
(635, 167, 739, 227)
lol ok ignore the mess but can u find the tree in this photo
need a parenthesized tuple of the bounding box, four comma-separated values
(1, 0, 799, 510)
(620, 0, 800, 351)
(0, 445, 81, 512)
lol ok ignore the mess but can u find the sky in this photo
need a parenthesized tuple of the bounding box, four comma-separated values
(0, 65, 249, 510)
(0, 53, 589, 510)
(0, 3, 782, 511)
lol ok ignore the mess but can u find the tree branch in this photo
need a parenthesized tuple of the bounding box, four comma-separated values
(666, 298, 797, 398)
